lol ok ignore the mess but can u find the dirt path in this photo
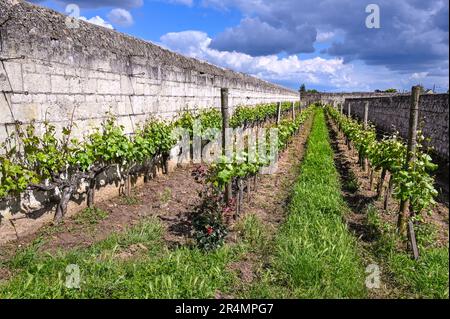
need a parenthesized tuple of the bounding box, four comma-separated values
(326, 114, 449, 298)
(240, 115, 313, 230)
(0, 167, 203, 259)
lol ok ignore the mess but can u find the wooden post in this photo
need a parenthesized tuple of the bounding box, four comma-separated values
(369, 168, 375, 190)
(236, 179, 242, 218)
(340, 103, 344, 114)
(276, 102, 282, 125)
(384, 174, 394, 210)
(292, 101, 296, 121)
(221, 88, 232, 203)
(397, 86, 420, 236)
(363, 102, 369, 129)
(362, 101, 369, 171)
(346, 102, 352, 150)
(377, 168, 387, 198)
(408, 220, 420, 260)
(299, 91, 302, 113)
(239, 179, 244, 208)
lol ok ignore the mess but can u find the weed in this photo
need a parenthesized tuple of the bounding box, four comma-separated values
(120, 195, 141, 206)
(235, 214, 271, 253)
(160, 188, 172, 204)
(73, 207, 109, 225)
(344, 170, 360, 192)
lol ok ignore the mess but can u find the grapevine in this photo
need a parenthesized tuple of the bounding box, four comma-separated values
(325, 105, 438, 234)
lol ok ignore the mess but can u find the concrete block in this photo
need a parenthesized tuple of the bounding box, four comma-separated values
(120, 75, 133, 95)
(3, 62, 23, 92)
(50, 75, 70, 93)
(82, 78, 97, 94)
(10, 103, 43, 122)
(69, 77, 82, 93)
(97, 79, 120, 95)
(32, 94, 47, 103)
(0, 95, 14, 123)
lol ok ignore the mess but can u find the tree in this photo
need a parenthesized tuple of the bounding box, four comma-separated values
(299, 84, 306, 93)
(375, 88, 397, 93)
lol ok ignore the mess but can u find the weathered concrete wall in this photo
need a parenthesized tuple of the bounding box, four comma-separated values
(0, 0, 298, 144)
(0, 0, 300, 243)
(305, 92, 449, 161)
(344, 94, 449, 161)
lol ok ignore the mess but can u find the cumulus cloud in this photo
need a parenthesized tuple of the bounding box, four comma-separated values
(79, 15, 113, 29)
(107, 8, 134, 27)
(210, 17, 316, 56)
(161, 31, 362, 90)
(410, 72, 429, 80)
(160, 30, 449, 92)
(203, 0, 449, 75)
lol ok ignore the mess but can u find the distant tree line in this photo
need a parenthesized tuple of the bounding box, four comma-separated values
(299, 84, 319, 94)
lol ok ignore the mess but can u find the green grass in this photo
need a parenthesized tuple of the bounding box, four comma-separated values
(234, 213, 272, 253)
(0, 218, 247, 298)
(366, 205, 449, 299)
(119, 195, 142, 206)
(242, 109, 367, 298)
(73, 207, 109, 225)
(343, 170, 359, 193)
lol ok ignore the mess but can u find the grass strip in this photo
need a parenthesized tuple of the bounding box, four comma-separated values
(244, 108, 367, 298)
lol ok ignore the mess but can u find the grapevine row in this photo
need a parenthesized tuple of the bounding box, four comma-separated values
(0, 101, 303, 224)
(325, 105, 438, 235)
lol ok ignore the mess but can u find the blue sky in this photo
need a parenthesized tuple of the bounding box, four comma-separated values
(29, 0, 449, 93)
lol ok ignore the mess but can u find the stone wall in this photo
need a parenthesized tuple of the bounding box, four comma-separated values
(305, 92, 449, 161)
(344, 94, 449, 161)
(0, 0, 299, 243)
(0, 0, 298, 144)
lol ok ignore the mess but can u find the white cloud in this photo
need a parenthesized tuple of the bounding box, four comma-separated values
(410, 72, 429, 80)
(160, 31, 348, 86)
(202, 0, 449, 78)
(79, 16, 114, 29)
(316, 31, 335, 43)
(107, 8, 134, 27)
(159, 30, 449, 92)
